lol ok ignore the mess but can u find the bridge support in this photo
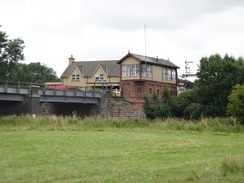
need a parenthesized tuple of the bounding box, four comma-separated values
(23, 86, 40, 116)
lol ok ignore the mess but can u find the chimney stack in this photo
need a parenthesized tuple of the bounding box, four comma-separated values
(69, 55, 75, 64)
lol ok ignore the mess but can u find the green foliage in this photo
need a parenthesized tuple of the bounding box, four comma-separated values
(196, 54, 244, 117)
(143, 85, 172, 119)
(227, 84, 244, 124)
(170, 90, 198, 118)
(184, 103, 202, 120)
(10, 62, 59, 84)
(0, 29, 24, 80)
(162, 84, 171, 105)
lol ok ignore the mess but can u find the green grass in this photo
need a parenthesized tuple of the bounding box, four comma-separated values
(0, 116, 244, 182)
(0, 115, 243, 133)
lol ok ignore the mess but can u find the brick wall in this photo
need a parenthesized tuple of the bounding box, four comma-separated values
(40, 93, 145, 119)
(121, 80, 177, 107)
(97, 92, 145, 119)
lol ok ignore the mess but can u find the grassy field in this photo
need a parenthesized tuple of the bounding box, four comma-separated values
(0, 116, 244, 182)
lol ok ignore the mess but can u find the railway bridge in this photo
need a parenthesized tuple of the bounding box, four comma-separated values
(0, 85, 103, 116)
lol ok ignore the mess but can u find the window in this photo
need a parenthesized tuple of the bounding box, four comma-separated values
(122, 65, 131, 77)
(137, 87, 142, 93)
(142, 64, 152, 77)
(72, 74, 80, 81)
(172, 69, 176, 81)
(131, 64, 140, 76)
(147, 65, 152, 77)
(149, 88, 152, 94)
(95, 74, 104, 81)
(162, 68, 167, 80)
(163, 67, 176, 81)
(166, 68, 171, 80)
(157, 89, 160, 96)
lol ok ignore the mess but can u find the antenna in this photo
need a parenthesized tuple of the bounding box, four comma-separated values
(144, 24, 147, 61)
(181, 60, 196, 78)
(144, 24, 148, 77)
(144, 11, 148, 77)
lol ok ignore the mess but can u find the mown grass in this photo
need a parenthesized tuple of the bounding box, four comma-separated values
(0, 116, 244, 182)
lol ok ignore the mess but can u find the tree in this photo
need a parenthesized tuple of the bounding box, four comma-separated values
(227, 84, 244, 124)
(0, 28, 24, 81)
(170, 90, 198, 118)
(11, 62, 60, 84)
(196, 54, 244, 117)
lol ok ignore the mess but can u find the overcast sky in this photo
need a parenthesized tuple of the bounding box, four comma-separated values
(1, 0, 244, 77)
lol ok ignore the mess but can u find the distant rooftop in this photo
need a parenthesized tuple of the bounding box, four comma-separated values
(61, 60, 120, 78)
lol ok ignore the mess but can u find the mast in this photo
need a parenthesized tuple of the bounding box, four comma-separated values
(144, 24, 147, 62)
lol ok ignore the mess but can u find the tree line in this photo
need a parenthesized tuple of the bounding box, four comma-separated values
(144, 54, 244, 124)
(0, 27, 59, 84)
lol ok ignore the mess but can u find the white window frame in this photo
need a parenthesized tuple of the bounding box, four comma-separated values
(162, 67, 167, 80)
(166, 68, 171, 81)
(172, 69, 176, 81)
(147, 65, 152, 77)
(142, 64, 152, 78)
(95, 73, 104, 81)
(131, 64, 140, 76)
(72, 74, 80, 81)
(163, 67, 176, 81)
(122, 65, 131, 77)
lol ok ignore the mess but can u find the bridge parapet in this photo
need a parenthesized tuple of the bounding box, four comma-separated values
(37, 89, 103, 98)
(0, 85, 30, 95)
(0, 85, 103, 100)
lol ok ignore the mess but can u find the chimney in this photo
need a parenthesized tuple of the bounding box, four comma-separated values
(156, 56, 158, 62)
(69, 55, 75, 64)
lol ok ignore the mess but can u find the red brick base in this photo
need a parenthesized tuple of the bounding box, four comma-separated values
(121, 80, 177, 108)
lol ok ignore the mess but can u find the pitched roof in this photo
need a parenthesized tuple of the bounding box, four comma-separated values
(118, 52, 180, 68)
(61, 60, 120, 78)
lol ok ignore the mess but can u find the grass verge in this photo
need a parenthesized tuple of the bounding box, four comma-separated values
(0, 115, 243, 133)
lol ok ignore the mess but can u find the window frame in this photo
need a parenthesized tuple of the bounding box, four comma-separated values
(95, 73, 104, 81)
(72, 74, 80, 81)
(163, 67, 176, 81)
(131, 64, 140, 77)
(122, 65, 131, 77)
(142, 64, 152, 78)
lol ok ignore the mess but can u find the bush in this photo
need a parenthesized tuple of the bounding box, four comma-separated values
(170, 91, 195, 118)
(227, 84, 244, 124)
(152, 104, 171, 119)
(184, 103, 202, 120)
(143, 89, 172, 120)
